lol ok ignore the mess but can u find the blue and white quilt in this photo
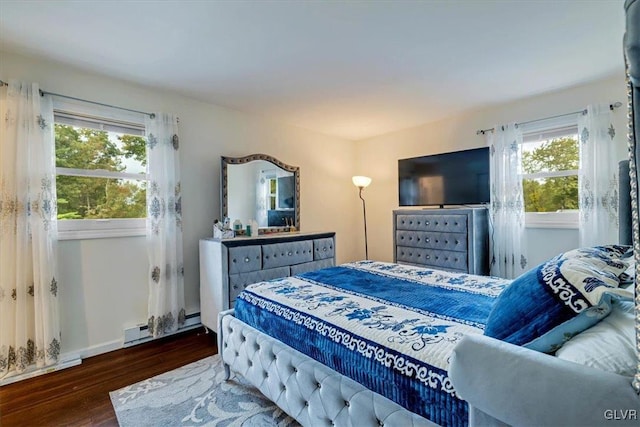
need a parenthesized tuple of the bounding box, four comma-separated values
(234, 261, 510, 427)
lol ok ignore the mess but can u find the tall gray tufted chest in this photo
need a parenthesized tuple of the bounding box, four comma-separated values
(199, 232, 335, 333)
(393, 208, 489, 275)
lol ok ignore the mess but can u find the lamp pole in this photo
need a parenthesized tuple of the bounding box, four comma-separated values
(352, 176, 372, 261)
(358, 186, 368, 260)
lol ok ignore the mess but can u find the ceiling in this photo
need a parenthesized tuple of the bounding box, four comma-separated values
(0, 0, 626, 141)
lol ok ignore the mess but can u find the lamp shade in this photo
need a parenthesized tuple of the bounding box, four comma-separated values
(352, 176, 372, 188)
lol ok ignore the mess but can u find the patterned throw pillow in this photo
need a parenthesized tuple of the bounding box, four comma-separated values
(484, 245, 634, 353)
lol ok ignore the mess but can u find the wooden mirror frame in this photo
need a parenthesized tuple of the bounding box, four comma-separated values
(221, 153, 300, 231)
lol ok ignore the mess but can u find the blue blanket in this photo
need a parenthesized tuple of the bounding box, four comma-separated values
(234, 261, 509, 427)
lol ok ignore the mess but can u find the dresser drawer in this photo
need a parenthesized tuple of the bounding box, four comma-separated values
(396, 230, 467, 252)
(228, 246, 262, 273)
(228, 266, 291, 303)
(262, 240, 313, 269)
(313, 237, 335, 260)
(291, 258, 334, 275)
(396, 246, 468, 272)
(396, 214, 467, 233)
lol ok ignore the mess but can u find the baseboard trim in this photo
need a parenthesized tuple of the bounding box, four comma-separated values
(1, 312, 203, 386)
(0, 357, 82, 387)
(61, 338, 124, 363)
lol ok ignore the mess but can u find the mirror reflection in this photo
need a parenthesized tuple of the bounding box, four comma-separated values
(221, 154, 300, 231)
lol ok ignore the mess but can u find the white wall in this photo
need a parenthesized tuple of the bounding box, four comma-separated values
(0, 50, 361, 358)
(354, 74, 628, 265)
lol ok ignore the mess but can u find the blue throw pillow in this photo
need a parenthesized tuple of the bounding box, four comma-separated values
(484, 245, 633, 353)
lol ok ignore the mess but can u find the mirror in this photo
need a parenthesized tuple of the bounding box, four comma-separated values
(221, 154, 300, 232)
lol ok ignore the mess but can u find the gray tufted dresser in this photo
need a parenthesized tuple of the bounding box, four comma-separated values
(393, 208, 489, 275)
(200, 232, 335, 333)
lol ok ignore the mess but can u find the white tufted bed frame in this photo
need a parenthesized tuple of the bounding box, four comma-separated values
(218, 309, 436, 427)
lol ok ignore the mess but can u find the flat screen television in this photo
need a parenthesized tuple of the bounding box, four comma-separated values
(398, 147, 490, 207)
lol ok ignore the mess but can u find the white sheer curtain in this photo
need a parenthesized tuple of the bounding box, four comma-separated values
(145, 113, 185, 337)
(0, 81, 60, 378)
(487, 124, 529, 279)
(578, 104, 620, 246)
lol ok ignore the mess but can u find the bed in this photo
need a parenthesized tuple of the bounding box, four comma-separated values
(218, 241, 635, 426)
(219, 261, 510, 426)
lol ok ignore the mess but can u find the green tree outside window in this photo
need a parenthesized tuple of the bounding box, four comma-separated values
(55, 124, 147, 219)
(522, 136, 579, 213)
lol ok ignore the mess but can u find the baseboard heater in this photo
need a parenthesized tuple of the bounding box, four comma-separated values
(123, 312, 202, 347)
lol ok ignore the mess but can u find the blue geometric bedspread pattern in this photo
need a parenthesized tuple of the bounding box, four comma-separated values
(234, 261, 510, 427)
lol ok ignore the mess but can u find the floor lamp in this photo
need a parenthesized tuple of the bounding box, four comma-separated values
(352, 176, 372, 260)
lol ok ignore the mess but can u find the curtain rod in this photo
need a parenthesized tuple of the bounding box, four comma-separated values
(0, 79, 155, 119)
(475, 101, 623, 135)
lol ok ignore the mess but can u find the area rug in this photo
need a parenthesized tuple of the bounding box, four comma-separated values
(110, 355, 299, 427)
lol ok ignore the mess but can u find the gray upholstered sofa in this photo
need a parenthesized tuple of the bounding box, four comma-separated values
(448, 1, 640, 425)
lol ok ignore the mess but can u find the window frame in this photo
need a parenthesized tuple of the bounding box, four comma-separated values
(52, 98, 148, 240)
(520, 117, 580, 229)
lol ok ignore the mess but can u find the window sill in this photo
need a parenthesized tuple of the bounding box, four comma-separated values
(58, 228, 146, 240)
(525, 212, 578, 229)
(57, 219, 146, 240)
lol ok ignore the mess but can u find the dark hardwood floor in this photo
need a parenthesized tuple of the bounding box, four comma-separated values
(0, 328, 217, 427)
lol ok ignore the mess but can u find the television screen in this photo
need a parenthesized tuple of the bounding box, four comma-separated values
(398, 147, 490, 207)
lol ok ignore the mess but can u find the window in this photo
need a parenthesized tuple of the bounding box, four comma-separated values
(521, 119, 579, 228)
(53, 100, 147, 239)
(268, 177, 277, 210)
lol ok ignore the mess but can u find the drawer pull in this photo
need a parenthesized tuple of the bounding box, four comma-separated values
(288, 251, 293, 256)
(244, 257, 250, 263)
(426, 255, 430, 259)
(323, 247, 327, 251)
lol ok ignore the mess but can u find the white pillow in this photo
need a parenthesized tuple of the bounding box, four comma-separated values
(555, 299, 636, 376)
